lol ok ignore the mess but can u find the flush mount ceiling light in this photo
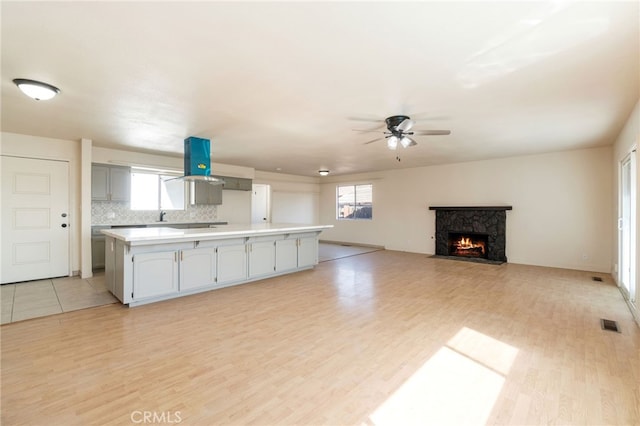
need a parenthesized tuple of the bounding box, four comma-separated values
(318, 170, 330, 176)
(13, 78, 60, 100)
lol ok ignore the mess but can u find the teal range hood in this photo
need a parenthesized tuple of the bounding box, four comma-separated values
(180, 136, 223, 183)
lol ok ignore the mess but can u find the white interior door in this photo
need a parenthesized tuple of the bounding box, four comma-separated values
(1, 156, 70, 284)
(619, 151, 636, 302)
(251, 184, 270, 224)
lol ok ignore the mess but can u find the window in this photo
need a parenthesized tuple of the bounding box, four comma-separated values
(131, 171, 185, 210)
(337, 184, 372, 220)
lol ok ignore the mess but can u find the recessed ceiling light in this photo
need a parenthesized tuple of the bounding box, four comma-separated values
(318, 170, 330, 176)
(13, 78, 60, 100)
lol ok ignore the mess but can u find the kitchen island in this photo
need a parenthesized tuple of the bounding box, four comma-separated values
(102, 223, 332, 306)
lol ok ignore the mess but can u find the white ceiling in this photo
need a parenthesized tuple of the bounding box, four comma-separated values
(2, 1, 638, 177)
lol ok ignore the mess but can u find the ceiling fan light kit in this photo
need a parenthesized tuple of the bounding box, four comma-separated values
(385, 115, 412, 131)
(400, 136, 414, 148)
(387, 136, 399, 150)
(355, 114, 451, 151)
(13, 78, 60, 100)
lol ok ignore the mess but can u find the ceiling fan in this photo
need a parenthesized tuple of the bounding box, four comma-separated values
(355, 115, 451, 150)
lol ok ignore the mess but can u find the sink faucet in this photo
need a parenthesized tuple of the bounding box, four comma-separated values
(159, 210, 167, 222)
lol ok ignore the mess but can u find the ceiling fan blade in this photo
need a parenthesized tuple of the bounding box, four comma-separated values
(363, 137, 383, 145)
(400, 136, 417, 148)
(396, 118, 414, 132)
(409, 113, 451, 121)
(414, 130, 451, 135)
(348, 116, 384, 123)
(353, 129, 383, 133)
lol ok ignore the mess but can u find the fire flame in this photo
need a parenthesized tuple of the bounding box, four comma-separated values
(457, 237, 474, 249)
(454, 236, 485, 255)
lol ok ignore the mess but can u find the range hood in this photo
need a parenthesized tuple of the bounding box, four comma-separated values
(178, 136, 223, 184)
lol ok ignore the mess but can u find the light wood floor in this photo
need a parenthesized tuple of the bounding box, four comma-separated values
(318, 242, 381, 262)
(0, 242, 357, 324)
(1, 251, 638, 425)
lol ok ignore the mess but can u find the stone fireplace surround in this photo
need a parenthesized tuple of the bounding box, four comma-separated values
(429, 206, 512, 263)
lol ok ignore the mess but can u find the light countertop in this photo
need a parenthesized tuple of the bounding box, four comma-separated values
(102, 223, 332, 245)
(92, 221, 228, 227)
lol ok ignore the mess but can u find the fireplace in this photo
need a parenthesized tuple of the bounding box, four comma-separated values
(448, 232, 489, 258)
(429, 206, 512, 264)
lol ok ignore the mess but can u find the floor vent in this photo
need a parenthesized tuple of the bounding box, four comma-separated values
(601, 319, 620, 333)
(592, 276, 603, 282)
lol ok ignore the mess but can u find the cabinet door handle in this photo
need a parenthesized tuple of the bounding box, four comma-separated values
(180, 251, 184, 261)
(174, 252, 178, 262)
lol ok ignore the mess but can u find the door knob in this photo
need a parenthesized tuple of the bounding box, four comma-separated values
(61, 224, 68, 228)
(61, 213, 67, 218)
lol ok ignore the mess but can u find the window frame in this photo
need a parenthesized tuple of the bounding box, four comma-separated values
(336, 183, 373, 220)
(130, 169, 186, 211)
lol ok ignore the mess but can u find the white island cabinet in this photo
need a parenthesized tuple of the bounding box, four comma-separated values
(179, 246, 217, 292)
(208, 238, 247, 285)
(297, 233, 319, 268)
(133, 251, 179, 299)
(102, 223, 331, 306)
(275, 238, 298, 272)
(248, 237, 276, 278)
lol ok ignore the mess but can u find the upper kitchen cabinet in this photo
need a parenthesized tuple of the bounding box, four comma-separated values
(237, 178, 252, 191)
(214, 176, 252, 191)
(92, 164, 131, 201)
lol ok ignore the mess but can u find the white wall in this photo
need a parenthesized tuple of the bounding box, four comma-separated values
(612, 99, 639, 320)
(1, 132, 82, 274)
(254, 170, 320, 224)
(94, 146, 254, 225)
(93, 148, 322, 226)
(2, 131, 616, 276)
(216, 190, 251, 224)
(0, 138, 265, 277)
(92, 146, 255, 179)
(202, 169, 322, 225)
(319, 147, 613, 273)
(271, 192, 317, 224)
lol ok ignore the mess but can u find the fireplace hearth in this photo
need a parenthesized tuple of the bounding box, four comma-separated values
(429, 206, 512, 264)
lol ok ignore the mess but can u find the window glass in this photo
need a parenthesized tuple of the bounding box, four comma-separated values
(337, 184, 372, 220)
(130, 171, 185, 211)
(130, 172, 159, 210)
(160, 175, 185, 210)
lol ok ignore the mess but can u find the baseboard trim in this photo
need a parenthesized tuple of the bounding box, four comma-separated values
(624, 298, 640, 328)
(611, 273, 640, 328)
(319, 240, 385, 250)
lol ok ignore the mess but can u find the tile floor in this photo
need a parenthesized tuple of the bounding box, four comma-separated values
(0, 272, 118, 324)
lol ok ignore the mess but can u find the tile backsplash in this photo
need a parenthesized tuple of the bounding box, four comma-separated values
(92, 201, 218, 225)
